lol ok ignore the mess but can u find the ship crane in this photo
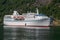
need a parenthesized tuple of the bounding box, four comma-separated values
(12, 11, 25, 20)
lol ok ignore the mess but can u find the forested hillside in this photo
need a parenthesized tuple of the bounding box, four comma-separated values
(0, 0, 60, 24)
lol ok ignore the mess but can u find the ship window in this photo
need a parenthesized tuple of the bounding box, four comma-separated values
(5, 16, 11, 18)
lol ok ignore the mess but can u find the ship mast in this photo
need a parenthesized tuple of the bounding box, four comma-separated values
(36, 8, 39, 15)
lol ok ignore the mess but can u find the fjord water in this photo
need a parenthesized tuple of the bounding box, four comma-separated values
(4, 26, 51, 40)
(0, 25, 60, 40)
(0, 25, 3, 40)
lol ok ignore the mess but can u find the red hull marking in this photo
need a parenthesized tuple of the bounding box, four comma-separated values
(27, 25, 49, 27)
(5, 25, 49, 27)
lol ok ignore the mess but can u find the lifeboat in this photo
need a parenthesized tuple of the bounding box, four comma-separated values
(13, 16, 25, 20)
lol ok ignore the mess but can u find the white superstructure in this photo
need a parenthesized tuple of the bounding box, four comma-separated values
(4, 9, 50, 27)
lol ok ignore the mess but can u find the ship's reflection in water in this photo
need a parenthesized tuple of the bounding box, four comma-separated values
(4, 26, 52, 40)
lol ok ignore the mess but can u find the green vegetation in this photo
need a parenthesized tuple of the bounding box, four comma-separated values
(0, 0, 60, 24)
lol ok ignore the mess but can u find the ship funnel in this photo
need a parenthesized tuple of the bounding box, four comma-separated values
(13, 11, 19, 16)
(36, 8, 39, 15)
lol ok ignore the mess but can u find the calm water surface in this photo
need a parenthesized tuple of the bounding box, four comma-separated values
(0, 25, 60, 40)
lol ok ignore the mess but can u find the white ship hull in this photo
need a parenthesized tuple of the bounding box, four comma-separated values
(4, 9, 51, 27)
(4, 19, 50, 27)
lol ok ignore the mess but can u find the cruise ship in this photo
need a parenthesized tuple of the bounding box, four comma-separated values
(3, 9, 50, 27)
